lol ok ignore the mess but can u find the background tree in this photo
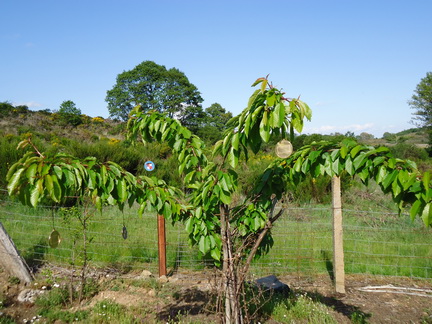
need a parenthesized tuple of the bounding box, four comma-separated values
(0, 101, 15, 118)
(409, 72, 432, 152)
(197, 103, 233, 143)
(58, 100, 82, 126)
(106, 61, 203, 121)
(178, 105, 206, 134)
(410, 72, 432, 127)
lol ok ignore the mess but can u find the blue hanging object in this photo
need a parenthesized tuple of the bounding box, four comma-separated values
(144, 161, 155, 171)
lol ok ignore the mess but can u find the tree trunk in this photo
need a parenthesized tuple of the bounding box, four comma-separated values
(220, 204, 243, 324)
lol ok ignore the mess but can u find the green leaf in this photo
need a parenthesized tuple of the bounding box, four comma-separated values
(25, 163, 38, 185)
(308, 150, 322, 164)
(345, 156, 354, 176)
(391, 178, 402, 198)
(45, 174, 54, 198)
(232, 132, 240, 151)
(198, 235, 206, 254)
(210, 247, 221, 261)
(353, 153, 367, 171)
(410, 200, 422, 221)
(259, 110, 270, 142)
(350, 145, 363, 158)
(301, 160, 310, 174)
(7, 167, 25, 195)
(108, 163, 121, 177)
(117, 179, 127, 202)
(260, 79, 268, 92)
(340, 145, 348, 159)
(219, 188, 231, 205)
(382, 170, 398, 190)
(6, 161, 20, 182)
(332, 159, 342, 175)
(297, 100, 312, 120)
(30, 181, 42, 207)
(375, 165, 387, 184)
(422, 171, 430, 189)
(228, 147, 239, 169)
(421, 203, 432, 226)
(51, 174, 62, 202)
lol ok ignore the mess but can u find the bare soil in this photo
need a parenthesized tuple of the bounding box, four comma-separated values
(1, 265, 431, 323)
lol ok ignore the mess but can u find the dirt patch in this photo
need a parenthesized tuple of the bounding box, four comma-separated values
(1, 266, 431, 323)
(281, 273, 432, 323)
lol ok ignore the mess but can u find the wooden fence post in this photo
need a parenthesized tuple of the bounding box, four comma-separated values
(157, 214, 167, 277)
(332, 176, 345, 293)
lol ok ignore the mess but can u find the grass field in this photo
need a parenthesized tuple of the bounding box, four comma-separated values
(1, 190, 431, 281)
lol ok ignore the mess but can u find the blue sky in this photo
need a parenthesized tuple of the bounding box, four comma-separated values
(1, 0, 431, 137)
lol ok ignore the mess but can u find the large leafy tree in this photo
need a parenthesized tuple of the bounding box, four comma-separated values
(409, 72, 432, 127)
(106, 61, 203, 121)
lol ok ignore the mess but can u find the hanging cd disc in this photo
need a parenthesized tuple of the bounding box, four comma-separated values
(275, 139, 293, 158)
(48, 229, 61, 248)
(122, 225, 128, 240)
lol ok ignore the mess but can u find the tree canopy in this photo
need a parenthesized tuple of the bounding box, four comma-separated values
(106, 61, 203, 121)
(409, 72, 432, 128)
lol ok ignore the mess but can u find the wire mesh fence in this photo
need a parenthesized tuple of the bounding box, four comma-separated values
(0, 190, 431, 280)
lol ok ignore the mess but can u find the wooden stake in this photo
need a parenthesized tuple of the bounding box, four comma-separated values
(332, 176, 345, 293)
(157, 214, 167, 277)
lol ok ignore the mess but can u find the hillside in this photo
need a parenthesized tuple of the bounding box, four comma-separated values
(0, 109, 124, 142)
(1, 107, 430, 191)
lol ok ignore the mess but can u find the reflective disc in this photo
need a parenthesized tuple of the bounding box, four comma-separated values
(48, 230, 61, 248)
(144, 161, 155, 171)
(275, 139, 293, 158)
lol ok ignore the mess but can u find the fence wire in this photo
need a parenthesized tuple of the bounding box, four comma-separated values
(0, 192, 431, 280)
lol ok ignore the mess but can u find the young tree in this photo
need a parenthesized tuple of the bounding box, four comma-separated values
(106, 61, 203, 121)
(127, 77, 432, 322)
(7, 77, 432, 323)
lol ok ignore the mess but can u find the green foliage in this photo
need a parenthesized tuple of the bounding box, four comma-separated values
(38, 307, 89, 323)
(7, 76, 432, 322)
(35, 287, 70, 308)
(389, 143, 429, 161)
(179, 103, 234, 144)
(214, 77, 312, 168)
(257, 139, 432, 226)
(57, 100, 82, 126)
(106, 60, 203, 121)
(258, 292, 338, 324)
(409, 72, 432, 128)
(0, 101, 15, 118)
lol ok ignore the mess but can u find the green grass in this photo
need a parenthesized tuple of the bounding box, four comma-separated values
(0, 190, 431, 279)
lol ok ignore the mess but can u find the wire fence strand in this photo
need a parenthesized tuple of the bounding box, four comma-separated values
(0, 192, 431, 280)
